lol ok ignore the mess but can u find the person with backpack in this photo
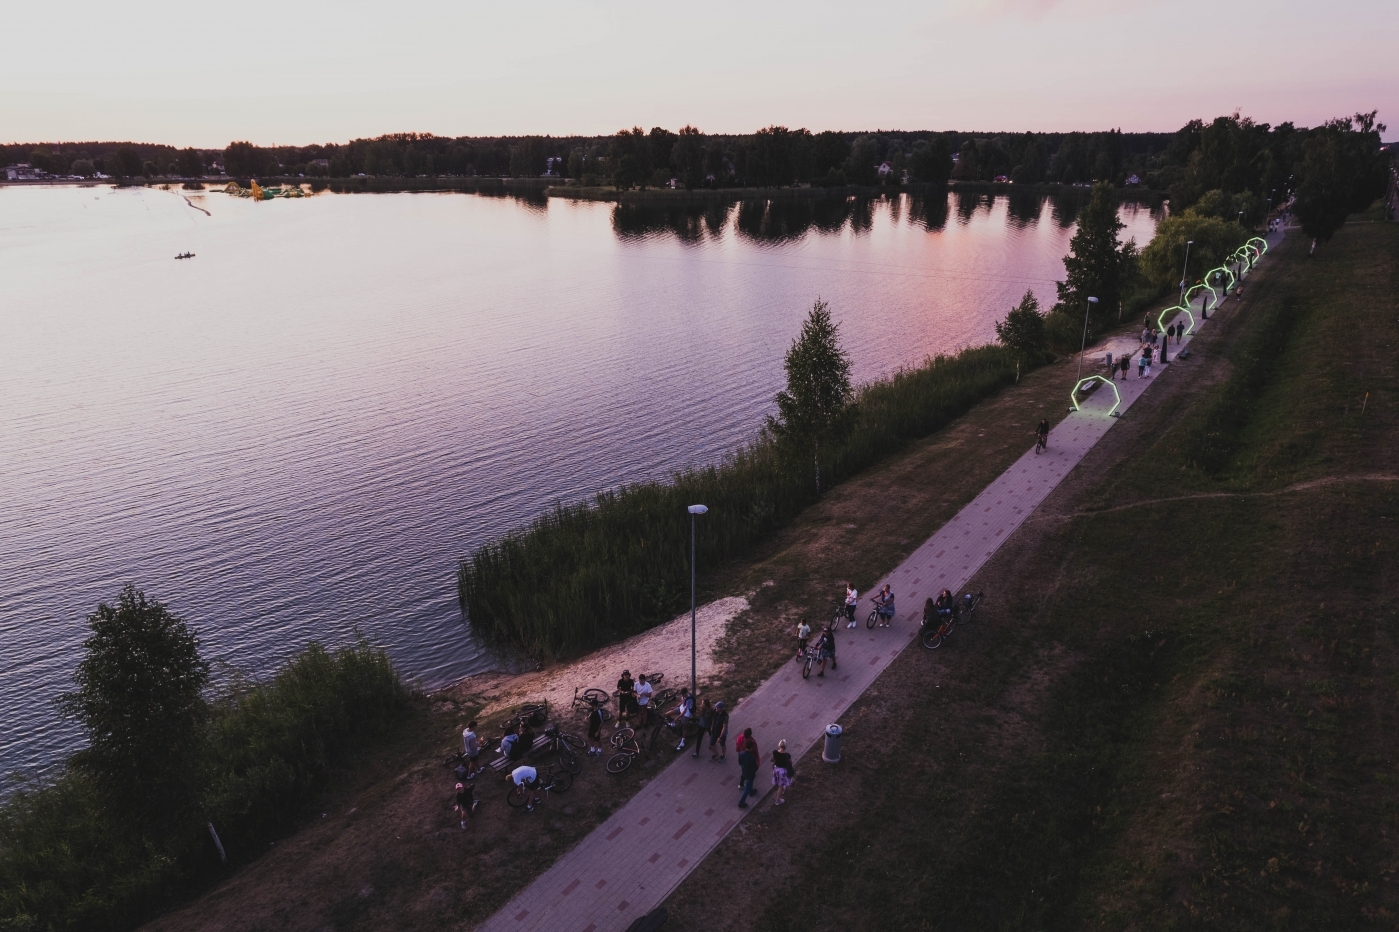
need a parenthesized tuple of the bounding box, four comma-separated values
(586, 704, 606, 757)
(709, 701, 730, 761)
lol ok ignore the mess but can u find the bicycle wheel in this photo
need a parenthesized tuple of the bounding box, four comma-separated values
(834, 610, 847, 629)
(610, 727, 635, 748)
(802, 655, 813, 679)
(866, 609, 877, 629)
(649, 673, 665, 686)
(506, 783, 529, 808)
(606, 753, 633, 774)
(550, 770, 574, 793)
(558, 746, 581, 775)
(922, 627, 943, 650)
(582, 688, 610, 705)
(599, 708, 613, 723)
(558, 731, 585, 750)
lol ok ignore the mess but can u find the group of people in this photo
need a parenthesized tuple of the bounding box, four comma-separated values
(839, 581, 895, 628)
(1102, 320, 1189, 382)
(795, 617, 839, 675)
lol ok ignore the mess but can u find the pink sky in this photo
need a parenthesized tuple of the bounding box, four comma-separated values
(4, 0, 1395, 146)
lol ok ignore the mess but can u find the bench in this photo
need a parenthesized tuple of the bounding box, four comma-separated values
(486, 733, 554, 772)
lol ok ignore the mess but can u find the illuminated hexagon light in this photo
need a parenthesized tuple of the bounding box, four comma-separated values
(1070, 375, 1123, 417)
(1248, 236, 1268, 255)
(1158, 302, 1196, 337)
(1208, 265, 1236, 295)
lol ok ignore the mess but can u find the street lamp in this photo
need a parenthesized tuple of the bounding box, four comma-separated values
(687, 504, 708, 700)
(1179, 240, 1194, 308)
(1076, 296, 1099, 390)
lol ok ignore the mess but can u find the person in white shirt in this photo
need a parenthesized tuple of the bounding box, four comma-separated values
(668, 688, 695, 750)
(510, 764, 541, 811)
(844, 583, 859, 628)
(635, 675, 654, 724)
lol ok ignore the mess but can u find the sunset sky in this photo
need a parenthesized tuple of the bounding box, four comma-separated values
(4, 0, 1395, 146)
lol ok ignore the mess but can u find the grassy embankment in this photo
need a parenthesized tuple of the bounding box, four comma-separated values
(661, 215, 1399, 931)
(0, 640, 410, 932)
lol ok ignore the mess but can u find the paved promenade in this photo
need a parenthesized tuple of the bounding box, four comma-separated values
(476, 235, 1279, 932)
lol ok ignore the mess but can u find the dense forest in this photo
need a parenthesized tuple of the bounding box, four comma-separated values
(5, 114, 1390, 221)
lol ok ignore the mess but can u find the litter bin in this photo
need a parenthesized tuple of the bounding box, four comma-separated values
(822, 724, 842, 763)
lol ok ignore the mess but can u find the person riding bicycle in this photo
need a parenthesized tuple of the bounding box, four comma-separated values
(1035, 418, 1050, 452)
(795, 618, 812, 660)
(872, 585, 895, 625)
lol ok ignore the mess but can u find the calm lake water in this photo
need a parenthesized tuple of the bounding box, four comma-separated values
(0, 184, 1158, 779)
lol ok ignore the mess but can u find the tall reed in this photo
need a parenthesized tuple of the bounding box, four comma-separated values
(458, 344, 1028, 660)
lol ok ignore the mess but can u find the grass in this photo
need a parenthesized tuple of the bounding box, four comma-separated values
(0, 639, 409, 932)
(459, 344, 1036, 662)
(660, 216, 1399, 930)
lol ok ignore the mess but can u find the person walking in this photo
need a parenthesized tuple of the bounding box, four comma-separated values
(1137, 350, 1147, 379)
(737, 741, 758, 808)
(586, 703, 606, 756)
(740, 726, 756, 756)
(771, 740, 794, 806)
(844, 583, 858, 628)
(1120, 356, 1130, 381)
(709, 700, 730, 761)
(1143, 345, 1153, 377)
(462, 721, 482, 779)
(454, 781, 477, 828)
(815, 625, 836, 677)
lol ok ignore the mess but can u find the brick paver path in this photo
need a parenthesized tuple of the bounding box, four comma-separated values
(476, 235, 1281, 932)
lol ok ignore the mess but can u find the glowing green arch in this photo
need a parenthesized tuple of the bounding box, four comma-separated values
(1186, 281, 1216, 314)
(1158, 303, 1196, 337)
(1248, 236, 1268, 255)
(1070, 375, 1122, 417)
(1208, 265, 1235, 295)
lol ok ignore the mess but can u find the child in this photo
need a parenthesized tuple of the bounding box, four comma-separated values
(795, 618, 812, 660)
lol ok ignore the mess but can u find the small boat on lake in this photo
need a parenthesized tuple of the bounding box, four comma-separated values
(175, 252, 195, 259)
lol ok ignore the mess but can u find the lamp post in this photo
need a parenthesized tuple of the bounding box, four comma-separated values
(687, 504, 708, 700)
(1178, 240, 1193, 308)
(1076, 296, 1099, 390)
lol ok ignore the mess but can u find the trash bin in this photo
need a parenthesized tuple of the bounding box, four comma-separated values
(822, 724, 842, 763)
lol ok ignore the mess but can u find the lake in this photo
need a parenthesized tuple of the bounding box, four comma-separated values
(0, 184, 1159, 779)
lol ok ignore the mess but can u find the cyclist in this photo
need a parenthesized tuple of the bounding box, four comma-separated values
(1035, 419, 1049, 453)
(509, 764, 542, 812)
(872, 585, 895, 626)
(795, 618, 812, 660)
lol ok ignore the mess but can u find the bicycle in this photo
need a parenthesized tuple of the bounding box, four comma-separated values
(605, 726, 645, 773)
(866, 598, 895, 629)
(834, 599, 852, 630)
(571, 686, 613, 722)
(534, 724, 585, 775)
(800, 643, 817, 679)
(920, 608, 956, 650)
(506, 764, 573, 808)
(1035, 431, 1047, 454)
(957, 591, 984, 626)
(503, 700, 549, 732)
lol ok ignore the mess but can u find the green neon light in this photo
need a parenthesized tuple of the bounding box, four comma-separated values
(1248, 236, 1268, 255)
(1070, 375, 1122, 417)
(1207, 265, 1235, 295)
(1158, 303, 1196, 337)
(1185, 282, 1216, 316)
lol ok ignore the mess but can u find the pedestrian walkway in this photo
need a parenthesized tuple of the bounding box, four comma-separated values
(475, 233, 1282, 932)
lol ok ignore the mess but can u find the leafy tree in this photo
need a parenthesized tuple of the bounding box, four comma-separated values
(58, 585, 210, 830)
(70, 159, 95, 177)
(909, 137, 953, 184)
(670, 125, 705, 187)
(1052, 181, 1134, 324)
(845, 136, 879, 186)
(769, 299, 853, 494)
(1139, 211, 1246, 290)
(224, 141, 263, 179)
(1294, 111, 1388, 251)
(995, 290, 1047, 381)
(175, 148, 203, 178)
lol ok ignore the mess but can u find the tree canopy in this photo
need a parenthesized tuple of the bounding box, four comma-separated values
(769, 299, 853, 493)
(995, 290, 1047, 379)
(1053, 181, 1137, 321)
(1294, 112, 1389, 248)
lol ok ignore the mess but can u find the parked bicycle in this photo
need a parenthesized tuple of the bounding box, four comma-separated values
(605, 723, 665, 773)
(921, 591, 983, 649)
(506, 764, 573, 808)
(503, 700, 549, 732)
(571, 686, 613, 721)
(533, 724, 585, 774)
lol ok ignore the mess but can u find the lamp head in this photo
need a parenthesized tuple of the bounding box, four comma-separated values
(1087, 297, 1099, 304)
(687, 504, 708, 515)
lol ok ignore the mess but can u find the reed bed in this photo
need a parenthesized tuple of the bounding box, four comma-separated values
(458, 344, 1027, 661)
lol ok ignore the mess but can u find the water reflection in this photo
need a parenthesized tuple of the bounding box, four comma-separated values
(605, 189, 1166, 245)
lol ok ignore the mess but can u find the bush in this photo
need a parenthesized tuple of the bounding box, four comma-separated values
(0, 638, 407, 932)
(459, 345, 1030, 660)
